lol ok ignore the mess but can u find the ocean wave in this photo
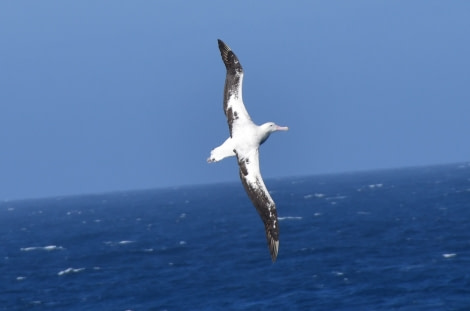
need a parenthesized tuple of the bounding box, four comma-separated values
(304, 193, 325, 199)
(57, 267, 85, 276)
(20, 245, 64, 252)
(278, 216, 302, 221)
(104, 240, 135, 246)
(118, 240, 135, 245)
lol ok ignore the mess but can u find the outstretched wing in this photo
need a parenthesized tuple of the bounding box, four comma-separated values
(236, 149, 279, 262)
(217, 39, 252, 137)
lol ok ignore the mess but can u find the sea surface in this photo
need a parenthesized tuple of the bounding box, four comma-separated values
(1, 163, 470, 310)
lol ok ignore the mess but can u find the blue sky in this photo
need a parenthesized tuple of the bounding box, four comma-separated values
(1, 1, 469, 200)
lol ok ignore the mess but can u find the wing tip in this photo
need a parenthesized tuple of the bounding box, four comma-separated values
(269, 239, 279, 262)
(217, 39, 230, 52)
(217, 39, 242, 72)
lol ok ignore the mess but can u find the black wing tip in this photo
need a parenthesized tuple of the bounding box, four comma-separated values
(266, 218, 279, 262)
(217, 39, 229, 49)
(269, 238, 279, 262)
(217, 39, 242, 72)
(217, 39, 231, 55)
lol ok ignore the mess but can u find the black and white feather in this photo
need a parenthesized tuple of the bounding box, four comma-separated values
(207, 39, 288, 262)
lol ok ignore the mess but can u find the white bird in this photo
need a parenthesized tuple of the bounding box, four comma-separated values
(207, 39, 288, 262)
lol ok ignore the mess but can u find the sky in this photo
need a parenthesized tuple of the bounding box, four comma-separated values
(1, 1, 469, 200)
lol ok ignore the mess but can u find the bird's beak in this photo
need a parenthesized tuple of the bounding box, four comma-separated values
(276, 125, 289, 131)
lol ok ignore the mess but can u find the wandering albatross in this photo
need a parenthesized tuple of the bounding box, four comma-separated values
(207, 39, 288, 262)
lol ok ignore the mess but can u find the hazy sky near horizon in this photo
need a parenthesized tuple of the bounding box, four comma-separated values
(1, 1, 469, 200)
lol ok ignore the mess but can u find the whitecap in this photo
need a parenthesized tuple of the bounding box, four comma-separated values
(20, 245, 64, 252)
(20, 247, 38, 252)
(16, 276, 26, 281)
(179, 241, 186, 245)
(443, 253, 456, 258)
(278, 216, 302, 221)
(118, 240, 134, 245)
(57, 267, 85, 276)
(304, 193, 325, 199)
(43, 245, 63, 251)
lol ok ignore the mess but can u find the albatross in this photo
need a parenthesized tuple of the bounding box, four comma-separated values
(207, 39, 288, 262)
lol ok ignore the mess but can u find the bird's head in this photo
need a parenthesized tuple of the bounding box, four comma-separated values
(259, 122, 289, 145)
(265, 122, 289, 133)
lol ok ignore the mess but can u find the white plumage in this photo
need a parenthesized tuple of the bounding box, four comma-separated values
(207, 39, 288, 262)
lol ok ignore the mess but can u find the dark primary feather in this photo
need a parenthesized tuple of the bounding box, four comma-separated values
(218, 39, 244, 137)
(217, 39, 243, 75)
(237, 152, 280, 262)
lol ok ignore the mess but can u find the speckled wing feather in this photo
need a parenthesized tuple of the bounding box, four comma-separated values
(236, 149, 280, 262)
(217, 39, 252, 137)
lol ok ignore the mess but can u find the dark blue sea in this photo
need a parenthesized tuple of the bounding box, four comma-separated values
(2, 163, 470, 310)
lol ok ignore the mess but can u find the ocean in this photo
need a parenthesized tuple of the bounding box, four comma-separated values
(1, 163, 470, 310)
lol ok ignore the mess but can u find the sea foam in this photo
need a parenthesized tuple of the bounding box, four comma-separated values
(278, 216, 303, 221)
(57, 267, 85, 276)
(20, 245, 64, 252)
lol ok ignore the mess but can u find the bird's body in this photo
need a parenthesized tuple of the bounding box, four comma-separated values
(208, 39, 288, 262)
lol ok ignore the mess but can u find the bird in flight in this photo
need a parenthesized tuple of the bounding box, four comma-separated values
(207, 39, 288, 262)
